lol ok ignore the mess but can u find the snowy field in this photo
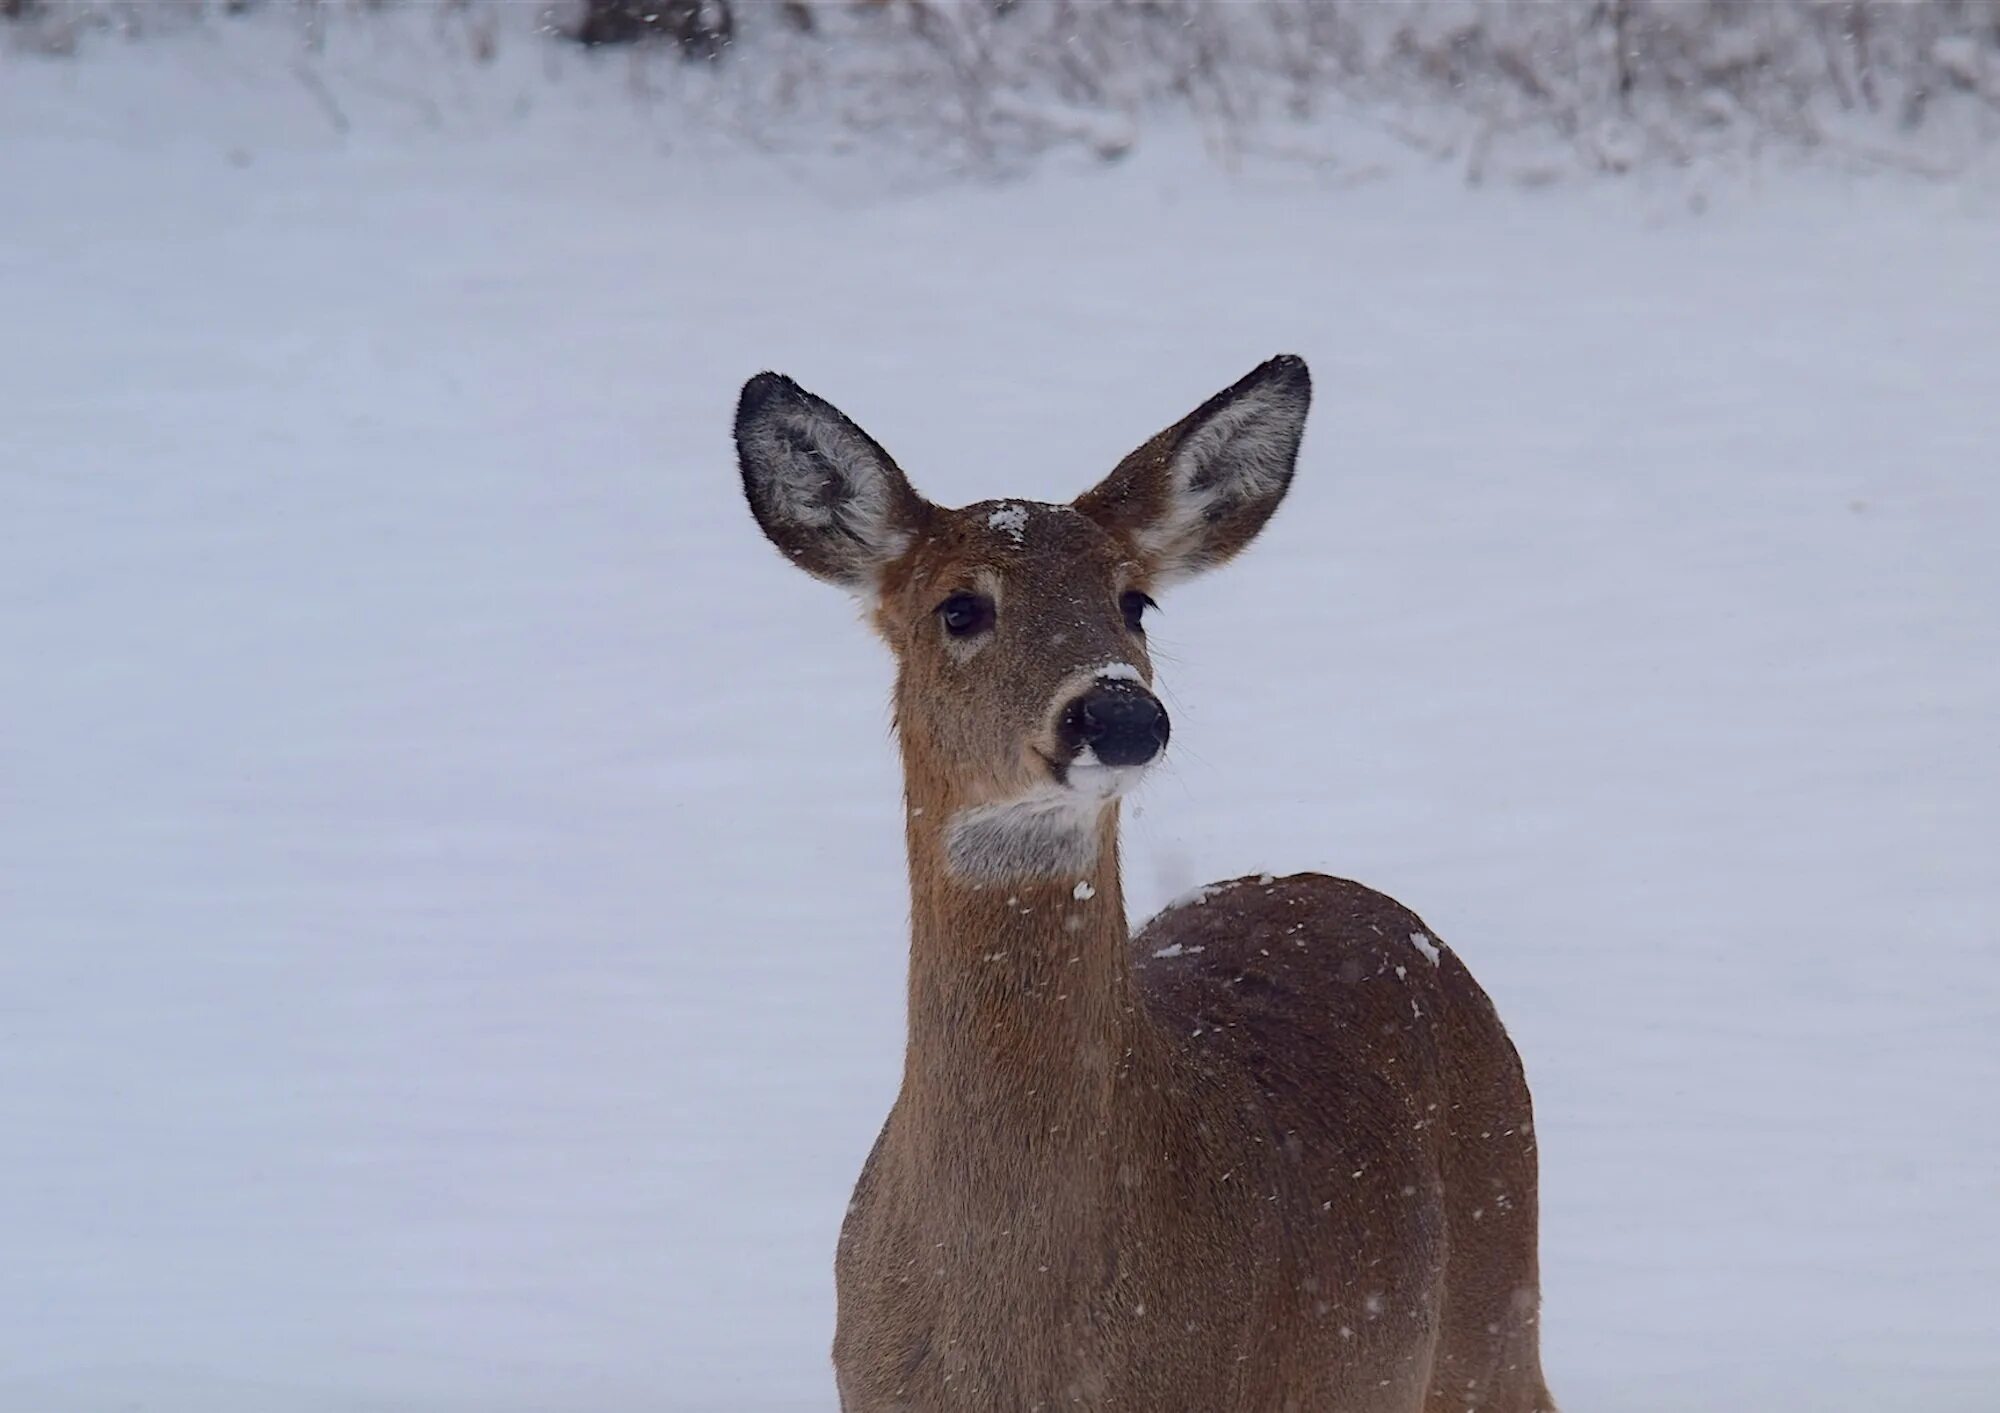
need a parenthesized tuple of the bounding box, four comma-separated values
(4, 25, 1999, 1413)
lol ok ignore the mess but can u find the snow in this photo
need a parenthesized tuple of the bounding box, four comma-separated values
(1073, 880, 1097, 901)
(1932, 37, 1986, 89)
(3, 28, 1999, 1413)
(1410, 930, 1442, 966)
(986, 502, 1030, 542)
(1167, 882, 1226, 911)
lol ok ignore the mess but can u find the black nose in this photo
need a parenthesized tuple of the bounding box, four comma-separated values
(1059, 682, 1170, 768)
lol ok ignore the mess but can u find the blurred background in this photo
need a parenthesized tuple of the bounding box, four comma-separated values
(3, 3, 1997, 1410)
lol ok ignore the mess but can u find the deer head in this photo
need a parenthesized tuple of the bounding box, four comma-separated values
(734, 355, 1311, 883)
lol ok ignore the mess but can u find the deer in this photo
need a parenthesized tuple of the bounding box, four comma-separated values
(731, 355, 1554, 1413)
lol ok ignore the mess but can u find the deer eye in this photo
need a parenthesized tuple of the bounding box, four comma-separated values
(1120, 590, 1157, 634)
(937, 592, 995, 638)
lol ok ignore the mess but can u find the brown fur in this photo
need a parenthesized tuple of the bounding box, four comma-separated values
(733, 359, 1553, 1412)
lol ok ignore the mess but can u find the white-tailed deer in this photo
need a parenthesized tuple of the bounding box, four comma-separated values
(733, 356, 1553, 1412)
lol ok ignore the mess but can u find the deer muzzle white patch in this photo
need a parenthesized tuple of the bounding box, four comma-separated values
(1065, 747, 1149, 801)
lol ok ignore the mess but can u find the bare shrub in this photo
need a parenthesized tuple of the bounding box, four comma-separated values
(572, 0, 733, 60)
(7, 0, 1997, 179)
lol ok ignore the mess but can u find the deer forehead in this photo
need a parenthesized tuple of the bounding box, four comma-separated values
(903, 501, 1138, 596)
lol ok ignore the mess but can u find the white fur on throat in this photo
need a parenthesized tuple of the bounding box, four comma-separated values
(944, 752, 1146, 881)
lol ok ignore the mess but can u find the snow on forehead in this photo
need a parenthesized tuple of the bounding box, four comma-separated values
(987, 502, 1030, 543)
(975, 500, 1087, 549)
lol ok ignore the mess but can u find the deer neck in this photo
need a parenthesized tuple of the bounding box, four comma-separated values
(892, 770, 1165, 1198)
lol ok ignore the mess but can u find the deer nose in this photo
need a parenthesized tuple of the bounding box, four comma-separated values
(1059, 683, 1170, 768)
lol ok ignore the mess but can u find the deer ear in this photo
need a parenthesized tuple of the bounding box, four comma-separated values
(735, 372, 932, 590)
(1074, 355, 1310, 585)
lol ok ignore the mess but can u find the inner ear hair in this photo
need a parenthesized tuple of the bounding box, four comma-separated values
(1075, 354, 1310, 583)
(735, 372, 932, 590)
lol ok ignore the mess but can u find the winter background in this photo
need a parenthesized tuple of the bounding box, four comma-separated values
(3, 3, 1998, 1410)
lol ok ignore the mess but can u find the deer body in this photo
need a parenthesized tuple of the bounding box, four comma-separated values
(733, 358, 1552, 1412)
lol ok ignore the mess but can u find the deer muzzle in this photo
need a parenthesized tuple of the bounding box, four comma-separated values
(1057, 680, 1170, 769)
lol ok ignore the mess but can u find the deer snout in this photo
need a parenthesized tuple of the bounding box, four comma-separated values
(1058, 682, 1170, 769)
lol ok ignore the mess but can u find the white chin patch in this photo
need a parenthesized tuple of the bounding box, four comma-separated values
(1064, 749, 1149, 802)
(943, 752, 1150, 882)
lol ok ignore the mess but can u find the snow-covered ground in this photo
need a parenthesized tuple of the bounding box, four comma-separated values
(4, 26, 1998, 1413)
